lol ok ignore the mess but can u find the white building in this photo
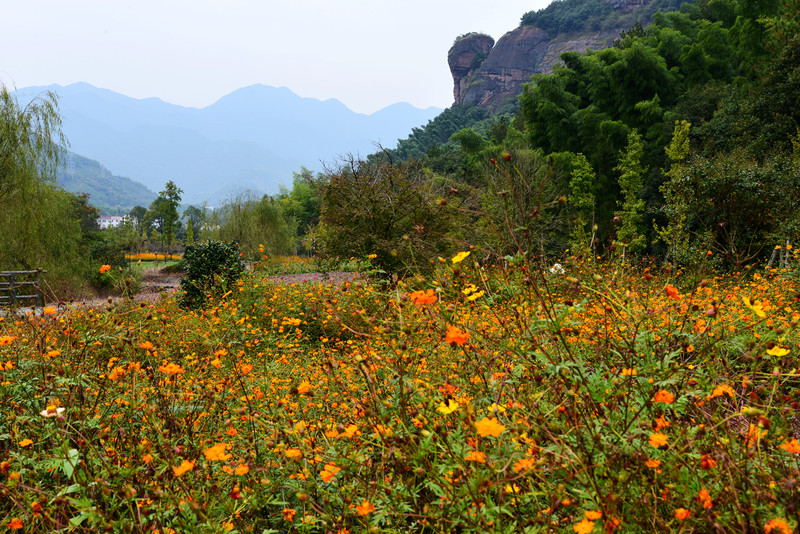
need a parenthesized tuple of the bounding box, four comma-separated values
(98, 215, 125, 230)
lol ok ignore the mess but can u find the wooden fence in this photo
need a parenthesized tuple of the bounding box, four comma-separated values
(0, 270, 45, 307)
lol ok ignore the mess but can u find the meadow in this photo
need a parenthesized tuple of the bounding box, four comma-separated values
(1, 253, 799, 533)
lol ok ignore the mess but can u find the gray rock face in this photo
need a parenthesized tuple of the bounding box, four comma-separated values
(448, 24, 629, 111)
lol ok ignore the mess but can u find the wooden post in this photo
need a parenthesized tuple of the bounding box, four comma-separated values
(9, 273, 15, 307)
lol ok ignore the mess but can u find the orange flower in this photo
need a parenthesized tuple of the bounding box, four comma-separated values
(234, 464, 249, 475)
(474, 417, 505, 437)
(409, 289, 437, 305)
(621, 368, 637, 376)
(204, 443, 232, 461)
(765, 518, 793, 534)
(698, 488, 712, 509)
(674, 508, 691, 520)
(355, 500, 375, 516)
(283, 508, 297, 522)
(158, 363, 185, 375)
(645, 459, 661, 468)
(709, 384, 735, 399)
(573, 518, 594, 534)
(780, 438, 800, 454)
(18, 439, 33, 448)
(43, 306, 57, 315)
(665, 284, 681, 300)
(464, 450, 487, 463)
(139, 341, 154, 350)
(513, 457, 536, 472)
(7, 518, 23, 530)
(649, 432, 668, 448)
(173, 459, 195, 476)
(700, 454, 716, 470)
(0, 336, 18, 346)
(320, 463, 341, 483)
(445, 325, 470, 346)
(99, 264, 111, 274)
(285, 448, 302, 458)
(745, 423, 766, 448)
(297, 381, 312, 395)
(653, 390, 675, 404)
(585, 510, 602, 520)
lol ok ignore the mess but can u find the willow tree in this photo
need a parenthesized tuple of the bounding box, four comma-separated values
(0, 85, 85, 294)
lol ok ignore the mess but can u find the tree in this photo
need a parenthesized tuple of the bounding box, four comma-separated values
(128, 205, 147, 232)
(614, 130, 647, 259)
(144, 181, 182, 251)
(0, 84, 88, 295)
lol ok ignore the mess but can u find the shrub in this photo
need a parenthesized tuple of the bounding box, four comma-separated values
(179, 241, 245, 308)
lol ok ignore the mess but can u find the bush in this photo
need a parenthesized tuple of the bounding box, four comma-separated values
(179, 241, 245, 309)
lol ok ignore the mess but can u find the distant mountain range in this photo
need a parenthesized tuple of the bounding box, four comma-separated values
(15, 83, 442, 205)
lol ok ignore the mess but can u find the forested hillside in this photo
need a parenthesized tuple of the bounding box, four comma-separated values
(335, 0, 799, 274)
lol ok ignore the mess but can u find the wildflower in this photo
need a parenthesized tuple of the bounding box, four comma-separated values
(665, 284, 681, 300)
(158, 363, 185, 375)
(745, 424, 766, 448)
(649, 432, 668, 448)
(204, 443, 232, 461)
(139, 341, 154, 350)
(710, 384, 735, 399)
(585, 510, 602, 520)
(285, 448, 302, 459)
(0, 336, 17, 346)
(573, 518, 595, 534)
(142, 454, 153, 464)
(743, 297, 766, 318)
(367, 254, 377, 259)
(513, 456, 536, 472)
(464, 450, 487, 463)
(238, 363, 253, 375)
(674, 508, 691, 520)
(780, 438, 800, 454)
(437, 398, 459, 414)
(173, 459, 195, 476)
(621, 368, 637, 376)
(320, 463, 341, 483)
(47, 350, 61, 357)
(445, 325, 470, 346)
(653, 390, 675, 404)
(283, 508, 297, 522)
(43, 306, 57, 315)
(654, 416, 670, 431)
(645, 459, 661, 468)
(451, 250, 471, 264)
(7, 518, 23, 530)
(355, 500, 375, 516)
(698, 488, 712, 509)
(99, 264, 111, 274)
(474, 417, 505, 437)
(297, 381, 312, 395)
(18, 439, 33, 448)
(409, 289, 437, 305)
(767, 346, 790, 356)
(234, 464, 249, 475)
(40, 404, 65, 418)
(765, 518, 793, 534)
(701, 454, 717, 470)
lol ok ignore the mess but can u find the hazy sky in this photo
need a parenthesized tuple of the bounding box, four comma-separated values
(1, 1, 551, 114)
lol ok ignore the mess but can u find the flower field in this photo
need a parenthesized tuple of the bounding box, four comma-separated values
(2, 255, 800, 533)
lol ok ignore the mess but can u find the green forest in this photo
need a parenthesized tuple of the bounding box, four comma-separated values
(2, 0, 799, 295)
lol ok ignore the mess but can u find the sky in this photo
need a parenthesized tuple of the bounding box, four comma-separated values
(1, 0, 552, 115)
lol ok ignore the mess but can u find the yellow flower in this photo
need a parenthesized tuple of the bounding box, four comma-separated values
(474, 417, 505, 437)
(621, 368, 637, 376)
(451, 250, 471, 264)
(767, 346, 790, 357)
(285, 448, 302, 459)
(742, 297, 766, 318)
(204, 443, 232, 461)
(437, 398, 459, 414)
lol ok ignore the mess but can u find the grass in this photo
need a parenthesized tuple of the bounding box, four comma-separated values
(1, 254, 800, 533)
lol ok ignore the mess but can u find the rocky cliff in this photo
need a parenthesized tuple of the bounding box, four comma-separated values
(448, 1, 653, 110)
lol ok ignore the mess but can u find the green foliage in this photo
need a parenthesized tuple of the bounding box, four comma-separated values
(568, 153, 598, 253)
(317, 155, 461, 275)
(217, 191, 297, 258)
(179, 241, 245, 309)
(614, 130, 648, 256)
(0, 84, 91, 296)
(388, 104, 491, 161)
(521, 0, 687, 34)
